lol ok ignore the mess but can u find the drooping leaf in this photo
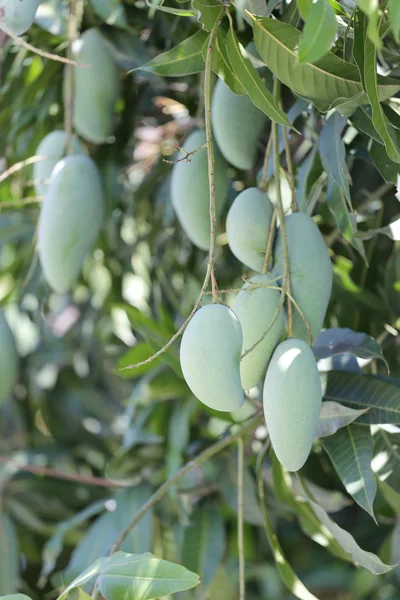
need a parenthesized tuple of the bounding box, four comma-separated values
(202, 27, 246, 95)
(97, 551, 200, 599)
(299, 0, 337, 64)
(250, 16, 399, 109)
(389, 0, 400, 43)
(357, 217, 400, 242)
(219, 455, 264, 526)
(322, 425, 377, 520)
(0, 515, 19, 596)
(136, 30, 208, 76)
(353, 11, 400, 163)
(378, 479, 400, 516)
(313, 327, 387, 366)
(316, 401, 367, 438)
(326, 181, 366, 258)
(351, 106, 383, 143)
(319, 112, 351, 206)
(225, 24, 293, 128)
(323, 372, 400, 425)
(145, 0, 197, 15)
(369, 141, 400, 184)
(308, 500, 393, 574)
(58, 557, 107, 600)
(192, 0, 222, 31)
(181, 503, 226, 589)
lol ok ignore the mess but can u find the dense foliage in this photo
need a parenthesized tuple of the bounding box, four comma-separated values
(0, 0, 400, 599)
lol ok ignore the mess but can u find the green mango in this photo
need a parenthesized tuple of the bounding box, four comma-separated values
(34, 130, 87, 196)
(0, 0, 40, 35)
(72, 28, 120, 144)
(171, 130, 229, 250)
(180, 304, 244, 412)
(263, 338, 322, 472)
(233, 274, 284, 390)
(274, 212, 332, 344)
(0, 313, 18, 406)
(226, 187, 274, 272)
(211, 79, 266, 170)
(38, 155, 104, 293)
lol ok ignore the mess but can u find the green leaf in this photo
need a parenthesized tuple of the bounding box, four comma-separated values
(358, 0, 382, 49)
(90, 0, 128, 28)
(296, 0, 312, 20)
(181, 503, 226, 589)
(351, 106, 383, 143)
(144, 0, 197, 15)
(192, 0, 221, 31)
(353, 11, 400, 163)
(308, 499, 393, 574)
(251, 16, 399, 108)
(323, 425, 377, 520)
(117, 342, 159, 378)
(58, 557, 107, 600)
(313, 328, 387, 366)
(225, 24, 293, 128)
(326, 181, 366, 258)
(316, 401, 368, 438)
(323, 372, 400, 425)
(378, 479, 400, 516)
(68, 590, 92, 600)
(357, 217, 400, 242)
(0, 596, 33, 600)
(319, 112, 351, 206)
(136, 30, 208, 76)
(299, 0, 337, 64)
(98, 551, 200, 599)
(389, 0, 400, 43)
(202, 28, 246, 95)
(219, 455, 264, 526)
(369, 141, 400, 184)
(0, 515, 19, 596)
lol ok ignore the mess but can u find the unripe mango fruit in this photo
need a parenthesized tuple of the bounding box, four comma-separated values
(274, 212, 332, 344)
(72, 28, 120, 144)
(38, 155, 104, 294)
(180, 304, 244, 412)
(226, 187, 274, 272)
(211, 79, 266, 170)
(171, 130, 229, 250)
(0, 0, 40, 35)
(0, 312, 18, 406)
(263, 338, 322, 471)
(34, 131, 87, 196)
(233, 274, 284, 390)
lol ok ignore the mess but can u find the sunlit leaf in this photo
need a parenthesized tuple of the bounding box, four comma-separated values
(316, 401, 367, 438)
(136, 30, 208, 76)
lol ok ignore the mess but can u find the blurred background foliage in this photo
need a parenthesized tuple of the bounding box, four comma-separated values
(0, 0, 400, 599)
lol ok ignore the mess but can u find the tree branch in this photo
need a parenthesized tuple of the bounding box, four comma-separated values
(238, 436, 245, 600)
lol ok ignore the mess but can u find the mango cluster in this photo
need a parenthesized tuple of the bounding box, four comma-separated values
(177, 81, 333, 471)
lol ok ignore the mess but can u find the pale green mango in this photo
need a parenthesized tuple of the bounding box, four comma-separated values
(34, 130, 87, 196)
(211, 79, 266, 170)
(233, 274, 284, 390)
(180, 304, 244, 412)
(226, 187, 274, 272)
(170, 130, 229, 250)
(274, 212, 332, 344)
(263, 338, 321, 472)
(0, 0, 40, 35)
(0, 312, 18, 406)
(38, 155, 104, 293)
(72, 28, 120, 144)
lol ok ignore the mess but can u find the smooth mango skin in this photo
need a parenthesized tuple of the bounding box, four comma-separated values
(233, 274, 284, 390)
(171, 130, 229, 250)
(0, 312, 18, 406)
(274, 212, 333, 344)
(226, 187, 274, 272)
(180, 304, 244, 412)
(34, 131, 87, 196)
(0, 0, 40, 35)
(211, 79, 266, 170)
(72, 28, 120, 144)
(263, 338, 322, 472)
(38, 155, 104, 293)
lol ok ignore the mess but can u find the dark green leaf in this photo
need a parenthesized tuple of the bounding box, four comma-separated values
(136, 30, 208, 76)
(202, 28, 246, 95)
(299, 0, 337, 64)
(351, 106, 383, 143)
(313, 327, 387, 367)
(357, 217, 400, 242)
(378, 479, 400, 516)
(319, 112, 351, 206)
(389, 0, 400, 43)
(326, 181, 366, 259)
(316, 401, 368, 438)
(0, 515, 19, 596)
(323, 425, 376, 519)
(369, 140, 400, 184)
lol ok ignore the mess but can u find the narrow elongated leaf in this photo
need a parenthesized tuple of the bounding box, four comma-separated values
(98, 551, 200, 599)
(181, 503, 225, 589)
(316, 401, 367, 438)
(351, 106, 383, 143)
(192, 0, 221, 31)
(0, 515, 19, 596)
(251, 16, 399, 109)
(323, 425, 377, 520)
(137, 30, 208, 76)
(369, 140, 400, 184)
(145, 0, 197, 15)
(323, 372, 400, 425)
(354, 12, 400, 163)
(389, 0, 400, 42)
(313, 327, 387, 366)
(326, 181, 366, 258)
(225, 25, 293, 128)
(319, 112, 351, 206)
(219, 456, 264, 526)
(296, 0, 312, 20)
(357, 218, 400, 242)
(202, 28, 246, 95)
(308, 500, 393, 574)
(299, 0, 337, 63)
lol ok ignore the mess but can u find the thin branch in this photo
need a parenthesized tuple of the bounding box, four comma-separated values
(282, 126, 297, 212)
(1, 24, 87, 66)
(64, 0, 77, 155)
(238, 437, 245, 600)
(110, 411, 263, 554)
(0, 455, 133, 488)
(262, 207, 277, 274)
(259, 136, 272, 192)
(163, 142, 208, 165)
(119, 11, 224, 372)
(0, 195, 43, 210)
(0, 156, 47, 184)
